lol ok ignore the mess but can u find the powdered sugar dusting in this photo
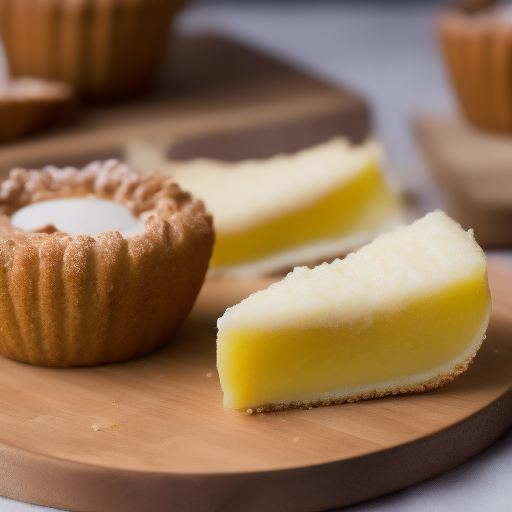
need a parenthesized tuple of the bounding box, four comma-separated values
(218, 211, 487, 331)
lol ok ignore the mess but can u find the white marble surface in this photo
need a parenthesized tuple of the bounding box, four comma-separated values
(2, 2, 512, 512)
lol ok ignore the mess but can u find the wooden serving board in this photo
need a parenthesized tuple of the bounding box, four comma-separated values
(1, 256, 512, 512)
(413, 115, 512, 248)
(0, 33, 370, 175)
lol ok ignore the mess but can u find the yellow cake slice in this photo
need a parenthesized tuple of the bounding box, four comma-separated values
(127, 138, 402, 276)
(216, 211, 491, 412)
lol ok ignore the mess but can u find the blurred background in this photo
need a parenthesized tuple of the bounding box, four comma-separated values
(175, 0, 454, 209)
(0, 0, 453, 211)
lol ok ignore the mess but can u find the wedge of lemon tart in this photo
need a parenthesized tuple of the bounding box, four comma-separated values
(128, 138, 403, 276)
(216, 211, 491, 412)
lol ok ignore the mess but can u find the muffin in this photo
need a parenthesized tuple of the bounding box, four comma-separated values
(0, 77, 75, 142)
(437, 1, 512, 132)
(0, 0, 186, 100)
(0, 159, 214, 366)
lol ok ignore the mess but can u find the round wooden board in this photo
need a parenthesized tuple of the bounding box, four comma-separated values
(1, 258, 512, 512)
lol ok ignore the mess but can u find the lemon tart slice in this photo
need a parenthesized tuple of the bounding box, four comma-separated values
(128, 138, 402, 276)
(216, 211, 491, 412)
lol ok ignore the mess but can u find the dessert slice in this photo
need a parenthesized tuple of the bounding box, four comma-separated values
(216, 211, 491, 412)
(128, 138, 402, 276)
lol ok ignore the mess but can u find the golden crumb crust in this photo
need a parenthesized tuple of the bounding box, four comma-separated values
(0, 160, 214, 366)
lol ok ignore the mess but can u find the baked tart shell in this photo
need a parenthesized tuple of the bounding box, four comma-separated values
(0, 0, 186, 100)
(0, 160, 214, 366)
(0, 77, 75, 143)
(438, 6, 512, 132)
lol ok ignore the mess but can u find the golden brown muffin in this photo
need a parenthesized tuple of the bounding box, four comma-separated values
(0, 77, 75, 142)
(437, 2, 512, 132)
(0, 0, 186, 100)
(0, 159, 214, 366)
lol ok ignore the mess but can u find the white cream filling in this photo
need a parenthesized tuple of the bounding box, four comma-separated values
(11, 197, 145, 238)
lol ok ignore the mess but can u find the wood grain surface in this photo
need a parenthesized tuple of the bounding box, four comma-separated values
(413, 115, 512, 247)
(0, 257, 512, 512)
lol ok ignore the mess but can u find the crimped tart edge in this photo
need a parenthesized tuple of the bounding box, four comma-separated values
(0, 160, 214, 366)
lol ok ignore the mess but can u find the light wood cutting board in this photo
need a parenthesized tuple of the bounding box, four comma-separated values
(1, 31, 512, 512)
(0, 256, 512, 512)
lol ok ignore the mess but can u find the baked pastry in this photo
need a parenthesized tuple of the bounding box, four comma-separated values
(437, 2, 512, 132)
(127, 138, 403, 277)
(216, 211, 491, 412)
(0, 0, 186, 100)
(0, 77, 74, 142)
(0, 159, 214, 366)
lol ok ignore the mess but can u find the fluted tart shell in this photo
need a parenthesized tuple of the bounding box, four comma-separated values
(0, 160, 214, 366)
(0, 0, 186, 100)
(438, 6, 512, 133)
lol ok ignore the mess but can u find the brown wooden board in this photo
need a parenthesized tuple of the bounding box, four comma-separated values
(413, 115, 512, 247)
(0, 34, 370, 175)
(0, 257, 512, 512)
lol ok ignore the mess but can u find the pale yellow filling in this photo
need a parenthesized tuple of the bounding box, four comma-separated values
(217, 271, 490, 409)
(210, 161, 400, 268)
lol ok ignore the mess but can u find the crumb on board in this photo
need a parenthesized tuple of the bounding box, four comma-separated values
(206, 372, 213, 378)
(110, 424, 119, 429)
(90, 425, 100, 432)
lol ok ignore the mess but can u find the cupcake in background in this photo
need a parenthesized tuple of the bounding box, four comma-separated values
(0, 0, 186, 101)
(438, 0, 512, 132)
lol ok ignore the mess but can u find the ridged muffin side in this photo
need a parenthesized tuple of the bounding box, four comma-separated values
(0, 0, 186, 99)
(0, 160, 214, 366)
(438, 8, 512, 132)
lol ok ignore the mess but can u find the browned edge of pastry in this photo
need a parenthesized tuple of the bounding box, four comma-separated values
(0, 0, 187, 100)
(0, 159, 214, 366)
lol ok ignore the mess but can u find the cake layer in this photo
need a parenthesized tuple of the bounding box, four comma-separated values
(216, 211, 492, 411)
(209, 159, 398, 268)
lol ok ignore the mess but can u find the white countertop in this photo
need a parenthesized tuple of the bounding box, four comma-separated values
(2, 2, 512, 511)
